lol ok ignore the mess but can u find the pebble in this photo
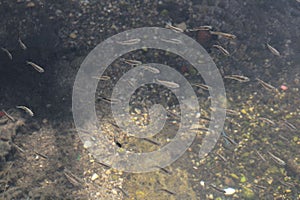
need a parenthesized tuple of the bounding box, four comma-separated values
(280, 85, 288, 91)
(91, 173, 99, 181)
(69, 32, 77, 39)
(83, 140, 92, 149)
(224, 176, 235, 186)
(224, 187, 236, 196)
(200, 180, 205, 187)
(26, 2, 35, 8)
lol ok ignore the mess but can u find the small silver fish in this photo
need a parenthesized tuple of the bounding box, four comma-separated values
(1, 109, 15, 121)
(268, 151, 286, 166)
(16, 106, 34, 116)
(142, 138, 161, 146)
(281, 120, 297, 131)
(210, 31, 236, 39)
(18, 37, 27, 50)
(186, 26, 213, 32)
(121, 58, 142, 66)
(155, 79, 180, 89)
(115, 186, 129, 198)
(217, 153, 227, 162)
(26, 61, 45, 73)
(98, 96, 120, 104)
(224, 75, 250, 82)
(256, 78, 276, 91)
(258, 117, 276, 126)
(165, 22, 184, 32)
(91, 75, 111, 80)
(116, 38, 141, 45)
(209, 184, 225, 193)
(266, 43, 280, 56)
(141, 65, 160, 74)
(160, 38, 182, 44)
(213, 44, 230, 56)
(1, 47, 12, 60)
(192, 83, 211, 90)
(158, 188, 176, 195)
(225, 108, 240, 116)
(255, 149, 266, 161)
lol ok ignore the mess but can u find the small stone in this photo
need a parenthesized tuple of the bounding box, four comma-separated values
(224, 187, 236, 196)
(111, 188, 118, 195)
(134, 108, 141, 114)
(242, 187, 255, 199)
(208, 194, 214, 199)
(69, 32, 77, 39)
(224, 176, 235, 186)
(83, 141, 92, 149)
(91, 173, 99, 181)
(200, 180, 205, 187)
(240, 174, 247, 183)
(26, 2, 35, 7)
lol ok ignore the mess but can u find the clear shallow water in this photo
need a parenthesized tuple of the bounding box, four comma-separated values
(0, 1, 299, 199)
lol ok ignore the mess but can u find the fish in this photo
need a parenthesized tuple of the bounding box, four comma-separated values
(257, 117, 276, 126)
(192, 83, 211, 90)
(95, 160, 111, 168)
(26, 61, 45, 73)
(1, 110, 15, 121)
(34, 150, 48, 159)
(210, 31, 236, 39)
(268, 151, 286, 166)
(155, 79, 180, 89)
(153, 165, 172, 174)
(12, 143, 25, 153)
(252, 184, 267, 190)
(186, 26, 213, 32)
(224, 75, 250, 82)
(98, 96, 120, 104)
(115, 186, 129, 198)
(158, 188, 176, 195)
(216, 153, 227, 162)
(141, 65, 160, 74)
(191, 127, 209, 132)
(266, 43, 280, 56)
(64, 169, 84, 187)
(225, 108, 240, 116)
(121, 58, 142, 66)
(116, 38, 141, 45)
(91, 75, 111, 80)
(165, 22, 184, 32)
(160, 38, 182, 44)
(142, 138, 161, 146)
(213, 44, 230, 56)
(209, 184, 225, 193)
(1, 47, 12, 60)
(221, 131, 238, 145)
(210, 107, 240, 116)
(18, 37, 27, 50)
(255, 149, 266, 161)
(280, 120, 297, 131)
(16, 106, 34, 116)
(256, 78, 276, 91)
